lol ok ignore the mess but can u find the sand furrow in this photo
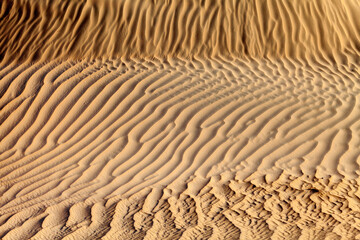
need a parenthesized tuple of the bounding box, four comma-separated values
(1, 0, 360, 64)
(2, 0, 360, 238)
(1, 56, 360, 239)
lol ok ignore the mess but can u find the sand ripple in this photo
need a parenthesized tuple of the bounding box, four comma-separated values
(1, 57, 360, 238)
(1, 0, 360, 239)
(1, 0, 360, 63)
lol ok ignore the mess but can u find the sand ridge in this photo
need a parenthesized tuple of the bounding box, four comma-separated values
(1, 57, 360, 238)
(1, 0, 360, 63)
(1, 0, 360, 239)
(2, 174, 360, 239)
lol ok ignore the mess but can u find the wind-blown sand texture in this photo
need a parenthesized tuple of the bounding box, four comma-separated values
(1, 0, 360, 239)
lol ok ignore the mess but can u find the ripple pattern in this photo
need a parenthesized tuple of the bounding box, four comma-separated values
(1, 57, 360, 238)
(1, 0, 360, 63)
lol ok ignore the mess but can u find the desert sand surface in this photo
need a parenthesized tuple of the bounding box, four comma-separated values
(1, 0, 360, 239)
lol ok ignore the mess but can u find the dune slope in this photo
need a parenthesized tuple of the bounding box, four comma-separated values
(1, 57, 360, 239)
(1, 0, 360, 239)
(1, 0, 360, 63)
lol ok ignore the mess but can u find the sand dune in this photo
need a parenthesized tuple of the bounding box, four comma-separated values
(1, 0, 360, 239)
(1, 0, 360, 63)
(1, 57, 360, 239)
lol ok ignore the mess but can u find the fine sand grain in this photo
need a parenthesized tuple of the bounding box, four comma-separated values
(1, 0, 360, 239)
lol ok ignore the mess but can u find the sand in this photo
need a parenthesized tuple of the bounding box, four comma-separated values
(1, 0, 360, 239)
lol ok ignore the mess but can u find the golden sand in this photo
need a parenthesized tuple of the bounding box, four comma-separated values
(1, 0, 360, 63)
(1, 0, 360, 239)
